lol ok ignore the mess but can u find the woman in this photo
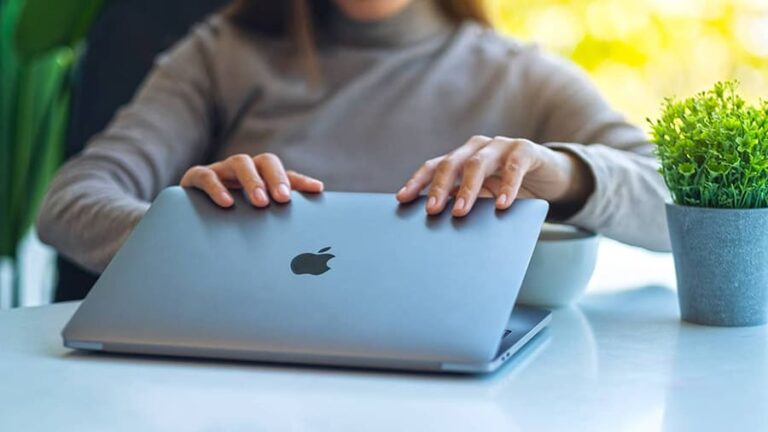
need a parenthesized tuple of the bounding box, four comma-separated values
(37, 0, 670, 275)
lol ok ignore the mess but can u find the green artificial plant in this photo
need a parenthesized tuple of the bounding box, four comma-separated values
(649, 81, 768, 209)
(0, 0, 103, 307)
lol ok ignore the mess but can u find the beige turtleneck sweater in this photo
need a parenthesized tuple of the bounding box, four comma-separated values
(37, 1, 671, 273)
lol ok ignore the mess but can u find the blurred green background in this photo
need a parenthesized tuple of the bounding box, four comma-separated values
(1, 0, 102, 307)
(492, 0, 768, 125)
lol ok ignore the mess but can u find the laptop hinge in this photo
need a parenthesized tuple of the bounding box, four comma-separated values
(64, 340, 104, 351)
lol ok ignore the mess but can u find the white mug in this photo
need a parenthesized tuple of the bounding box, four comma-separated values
(517, 223, 599, 308)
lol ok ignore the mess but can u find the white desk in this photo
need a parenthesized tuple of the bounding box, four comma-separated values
(1, 240, 767, 431)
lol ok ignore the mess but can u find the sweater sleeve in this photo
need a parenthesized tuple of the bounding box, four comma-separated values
(36, 26, 218, 272)
(523, 49, 671, 252)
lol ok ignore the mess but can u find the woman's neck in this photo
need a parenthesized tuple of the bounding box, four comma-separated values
(325, 0, 454, 48)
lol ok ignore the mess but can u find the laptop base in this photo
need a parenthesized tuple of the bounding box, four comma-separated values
(65, 306, 551, 374)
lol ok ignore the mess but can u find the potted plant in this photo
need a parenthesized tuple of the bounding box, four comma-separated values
(649, 81, 768, 326)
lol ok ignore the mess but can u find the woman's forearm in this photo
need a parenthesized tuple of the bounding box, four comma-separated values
(37, 26, 216, 272)
(519, 49, 671, 251)
(546, 148, 596, 218)
(36, 157, 150, 273)
(547, 142, 671, 252)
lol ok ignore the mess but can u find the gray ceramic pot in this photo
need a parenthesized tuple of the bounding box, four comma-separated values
(666, 203, 768, 326)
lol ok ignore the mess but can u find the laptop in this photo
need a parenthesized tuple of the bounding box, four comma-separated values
(63, 186, 551, 373)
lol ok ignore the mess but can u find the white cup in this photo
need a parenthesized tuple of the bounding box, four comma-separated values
(517, 223, 599, 308)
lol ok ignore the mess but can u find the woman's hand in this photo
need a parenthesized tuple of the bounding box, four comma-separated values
(180, 153, 323, 207)
(396, 135, 594, 217)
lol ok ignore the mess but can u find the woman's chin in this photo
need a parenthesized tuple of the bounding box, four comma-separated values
(333, 0, 413, 22)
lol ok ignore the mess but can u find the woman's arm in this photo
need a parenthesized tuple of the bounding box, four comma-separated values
(397, 48, 670, 252)
(525, 50, 671, 252)
(36, 26, 218, 273)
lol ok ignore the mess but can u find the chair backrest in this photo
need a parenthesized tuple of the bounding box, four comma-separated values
(55, 0, 228, 302)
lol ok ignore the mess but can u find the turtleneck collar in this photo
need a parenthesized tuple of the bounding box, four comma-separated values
(324, 0, 454, 48)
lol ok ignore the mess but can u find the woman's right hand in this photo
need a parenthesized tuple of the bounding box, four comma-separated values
(180, 153, 324, 208)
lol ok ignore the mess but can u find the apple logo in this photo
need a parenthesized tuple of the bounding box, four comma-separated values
(290, 247, 335, 275)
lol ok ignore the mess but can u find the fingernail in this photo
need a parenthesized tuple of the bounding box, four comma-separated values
(427, 196, 437, 209)
(220, 191, 233, 205)
(254, 188, 267, 204)
(278, 184, 290, 198)
(497, 194, 507, 206)
(454, 197, 466, 212)
(398, 186, 407, 196)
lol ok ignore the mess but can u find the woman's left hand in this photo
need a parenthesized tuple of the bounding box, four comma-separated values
(396, 135, 594, 217)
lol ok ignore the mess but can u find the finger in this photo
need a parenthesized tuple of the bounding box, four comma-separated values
(207, 161, 239, 188)
(496, 144, 532, 210)
(452, 141, 506, 217)
(482, 177, 534, 199)
(480, 176, 500, 197)
(254, 153, 291, 203)
(180, 166, 234, 207)
(228, 154, 268, 207)
(427, 135, 491, 214)
(287, 170, 324, 193)
(396, 157, 440, 203)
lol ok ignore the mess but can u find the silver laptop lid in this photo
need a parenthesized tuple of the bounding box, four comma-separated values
(63, 187, 548, 364)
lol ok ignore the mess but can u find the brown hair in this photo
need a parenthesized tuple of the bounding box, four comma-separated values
(223, 0, 491, 83)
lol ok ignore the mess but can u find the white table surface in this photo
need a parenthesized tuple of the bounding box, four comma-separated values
(1, 240, 767, 432)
